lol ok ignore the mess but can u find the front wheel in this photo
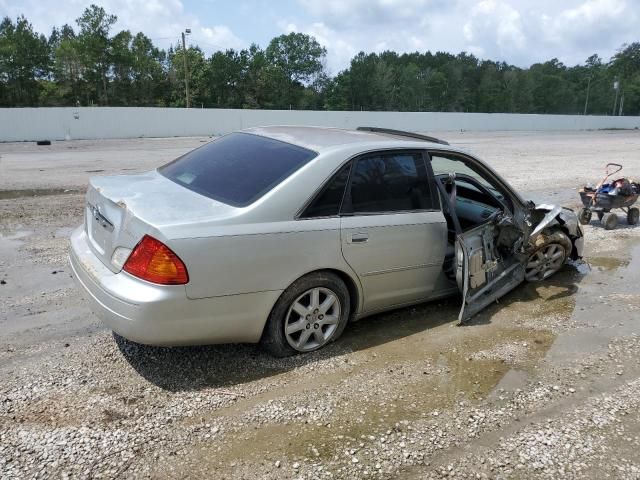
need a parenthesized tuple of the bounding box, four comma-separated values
(261, 272, 350, 357)
(525, 229, 571, 282)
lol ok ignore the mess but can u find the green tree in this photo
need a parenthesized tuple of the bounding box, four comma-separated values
(265, 32, 326, 107)
(0, 16, 50, 106)
(611, 43, 640, 115)
(75, 4, 117, 104)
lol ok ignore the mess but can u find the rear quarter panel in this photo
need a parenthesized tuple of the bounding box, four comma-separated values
(171, 218, 360, 302)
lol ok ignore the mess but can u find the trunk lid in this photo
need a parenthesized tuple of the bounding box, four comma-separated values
(85, 170, 235, 272)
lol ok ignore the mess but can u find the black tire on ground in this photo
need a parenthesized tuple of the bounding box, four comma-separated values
(261, 271, 350, 357)
(36, 140, 51, 146)
(525, 229, 572, 282)
(627, 207, 639, 226)
(577, 208, 591, 225)
(602, 212, 619, 230)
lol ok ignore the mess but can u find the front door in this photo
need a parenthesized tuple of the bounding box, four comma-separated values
(428, 151, 527, 322)
(339, 151, 447, 312)
(455, 222, 525, 322)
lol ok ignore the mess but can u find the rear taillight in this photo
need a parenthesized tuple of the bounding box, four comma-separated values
(123, 235, 189, 285)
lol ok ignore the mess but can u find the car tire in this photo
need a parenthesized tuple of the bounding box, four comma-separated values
(577, 208, 591, 225)
(627, 207, 639, 226)
(602, 212, 619, 230)
(525, 229, 572, 282)
(261, 272, 350, 357)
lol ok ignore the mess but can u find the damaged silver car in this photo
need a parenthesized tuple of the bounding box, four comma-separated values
(69, 126, 584, 356)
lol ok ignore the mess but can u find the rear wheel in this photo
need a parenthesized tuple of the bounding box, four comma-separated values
(261, 272, 350, 357)
(627, 207, 639, 226)
(577, 208, 591, 225)
(525, 229, 571, 282)
(602, 212, 619, 230)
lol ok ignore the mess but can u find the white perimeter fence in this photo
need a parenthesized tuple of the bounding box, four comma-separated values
(1, 107, 639, 142)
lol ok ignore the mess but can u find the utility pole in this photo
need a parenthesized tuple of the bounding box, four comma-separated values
(181, 29, 191, 108)
(583, 75, 592, 115)
(612, 77, 619, 116)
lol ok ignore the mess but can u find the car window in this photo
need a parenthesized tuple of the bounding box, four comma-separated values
(430, 153, 512, 210)
(348, 152, 433, 214)
(159, 132, 317, 207)
(301, 163, 351, 218)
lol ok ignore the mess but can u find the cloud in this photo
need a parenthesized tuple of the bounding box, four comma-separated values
(2, 0, 638, 71)
(0, 0, 245, 53)
(198, 25, 244, 50)
(298, 0, 435, 28)
(463, 1, 526, 53)
(541, 0, 635, 48)
(293, 0, 640, 69)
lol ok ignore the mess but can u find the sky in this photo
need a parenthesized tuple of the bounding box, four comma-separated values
(2, 0, 639, 74)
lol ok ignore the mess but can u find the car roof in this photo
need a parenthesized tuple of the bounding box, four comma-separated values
(241, 125, 450, 153)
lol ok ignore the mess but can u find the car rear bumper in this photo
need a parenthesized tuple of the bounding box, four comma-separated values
(69, 226, 281, 346)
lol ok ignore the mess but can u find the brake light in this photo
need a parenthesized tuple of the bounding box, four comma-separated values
(123, 235, 189, 285)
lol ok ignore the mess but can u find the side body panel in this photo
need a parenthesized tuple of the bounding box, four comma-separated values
(340, 211, 447, 313)
(171, 218, 362, 306)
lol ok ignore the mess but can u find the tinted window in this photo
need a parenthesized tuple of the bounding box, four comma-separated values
(349, 153, 433, 213)
(301, 163, 351, 218)
(159, 133, 317, 207)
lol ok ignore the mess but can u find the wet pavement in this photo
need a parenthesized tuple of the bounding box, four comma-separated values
(1, 132, 640, 479)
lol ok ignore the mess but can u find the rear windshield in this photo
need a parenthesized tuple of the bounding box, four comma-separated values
(159, 132, 317, 207)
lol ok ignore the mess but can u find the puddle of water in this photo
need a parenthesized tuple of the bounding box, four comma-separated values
(177, 307, 557, 469)
(0, 228, 32, 240)
(588, 256, 630, 271)
(0, 188, 80, 200)
(548, 242, 640, 360)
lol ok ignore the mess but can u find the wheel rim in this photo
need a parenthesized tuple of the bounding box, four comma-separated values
(284, 287, 341, 352)
(525, 244, 566, 281)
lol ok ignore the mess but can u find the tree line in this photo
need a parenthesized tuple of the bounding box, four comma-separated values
(1, 4, 639, 115)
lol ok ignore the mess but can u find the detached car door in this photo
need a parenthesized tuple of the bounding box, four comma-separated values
(340, 151, 447, 313)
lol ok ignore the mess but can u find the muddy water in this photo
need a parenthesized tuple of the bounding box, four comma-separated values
(548, 242, 640, 361)
(171, 236, 640, 474)
(0, 188, 81, 200)
(173, 287, 566, 470)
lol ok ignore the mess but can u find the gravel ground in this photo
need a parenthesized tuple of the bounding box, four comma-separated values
(1, 130, 640, 479)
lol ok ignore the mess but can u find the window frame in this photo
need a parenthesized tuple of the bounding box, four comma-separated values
(426, 150, 520, 215)
(297, 161, 354, 219)
(341, 149, 440, 216)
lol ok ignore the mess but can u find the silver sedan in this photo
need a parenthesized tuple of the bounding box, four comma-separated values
(70, 126, 584, 356)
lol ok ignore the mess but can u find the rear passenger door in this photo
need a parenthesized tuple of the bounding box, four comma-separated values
(340, 151, 447, 313)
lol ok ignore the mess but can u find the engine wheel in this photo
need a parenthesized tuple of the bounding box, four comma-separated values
(602, 212, 619, 230)
(577, 208, 591, 225)
(525, 229, 571, 282)
(627, 207, 639, 226)
(261, 272, 350, 357)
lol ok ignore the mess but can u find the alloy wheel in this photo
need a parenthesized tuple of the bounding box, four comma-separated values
(525, 244, 566, 281)
(284, 287, 342, 352)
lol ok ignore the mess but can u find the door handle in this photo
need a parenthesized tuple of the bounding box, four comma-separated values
(350, 233, 369, 243)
